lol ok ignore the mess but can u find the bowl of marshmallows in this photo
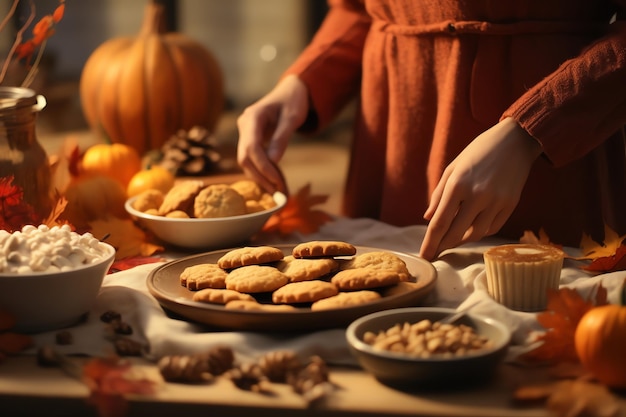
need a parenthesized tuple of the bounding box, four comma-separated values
(0, 224, 115, 333)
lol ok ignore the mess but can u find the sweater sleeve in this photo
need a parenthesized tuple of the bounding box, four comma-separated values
(502, 12, 626, 167)
(282, 0, 372, 131)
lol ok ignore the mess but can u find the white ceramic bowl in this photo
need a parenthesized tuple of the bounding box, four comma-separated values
(346, 307, 511, 388)
(125, 191, 287, 250)
(0, 242, 115, 333)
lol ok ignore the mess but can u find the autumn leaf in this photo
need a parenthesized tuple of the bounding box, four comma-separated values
(0, 176, 38, 232)
(519, 285, 607, 364)
(262, 183, 333, 236)
(89, 217, 164, 260)
(519, 228, 563, 249)
(573, 224, 626, 273)
(109, 256, 166, 274)
(513, 379, 620, 417)
(82, 356, 161, 417)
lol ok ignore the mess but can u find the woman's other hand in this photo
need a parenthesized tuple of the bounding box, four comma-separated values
(419, 118, 543, 261)
(236, 74, 310, 194)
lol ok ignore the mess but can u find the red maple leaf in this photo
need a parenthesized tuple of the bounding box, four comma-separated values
(519, 285, 608, 364)
(82, 356, 160, 417)
(262, 183, 333, 235)
(0, 176, 39, 232)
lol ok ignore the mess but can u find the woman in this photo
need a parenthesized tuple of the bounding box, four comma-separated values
(237, 0, 626, 260)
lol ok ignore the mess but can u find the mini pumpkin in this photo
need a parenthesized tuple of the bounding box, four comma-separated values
(127, 165, 175, 197)
(81, 143, 142, 187)
(574, 304, 626, 388)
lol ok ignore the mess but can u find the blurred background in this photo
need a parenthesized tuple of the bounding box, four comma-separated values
(0, 0, 352, 214)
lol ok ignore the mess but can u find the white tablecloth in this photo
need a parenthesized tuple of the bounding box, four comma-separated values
(32, 217, 626, 365)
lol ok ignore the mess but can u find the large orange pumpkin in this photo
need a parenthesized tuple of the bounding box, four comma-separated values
(79, 0, 224, 155)
(574, 304, 626, 389)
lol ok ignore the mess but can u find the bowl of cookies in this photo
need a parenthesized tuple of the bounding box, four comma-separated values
(0, 224, 115, 333)
(125, 179, 287, 250)
(346, 307, 511, 387)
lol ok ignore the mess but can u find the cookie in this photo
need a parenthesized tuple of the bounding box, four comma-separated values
(193, 184, 247, 218)
(217, 246, 285, 269)
(132, 189, 164, 212)
(230, 179, 263, 201)
(275, 256, 339, 282)
(311, 290, 381, 311)
(179, 263, 228, 290)
(225, 265, 289, 293)
(331, 267, 401, 290)
(225, 299, 297, 312)
(192, 288, 255, 304)
(292, 241, 357, 259)
(381, 280, 424, 297)
(159, 180, 204, 216)
(272, 280, 339, 304)
(165, 210, 189, 218)
(342, 251, 411, 281)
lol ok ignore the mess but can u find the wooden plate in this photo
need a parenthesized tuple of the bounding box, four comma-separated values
(147, 245, 437, 331)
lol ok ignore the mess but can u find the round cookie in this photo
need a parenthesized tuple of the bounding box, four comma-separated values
(272, 280, 339, 304)
(230, 179, 263, 201)
(311, 290, 381, 311)
(192, 288, 255, 305)
(180, 263, 228, 290)
(217, 246, 285, 269)
(225, 299, 297, 312)
(194, 184, 247, 218)
(342, 251, 411, 281)
(275, 255, 339, 282)
(292, 240, 357, 259)
(132, 189, 165, 212)
(225, 265, 288, 293)
(159, 180, 204, 216)
(331, 267, 401, 290)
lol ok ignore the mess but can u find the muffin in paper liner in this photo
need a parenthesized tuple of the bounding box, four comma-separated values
(483, 244, 564, 312)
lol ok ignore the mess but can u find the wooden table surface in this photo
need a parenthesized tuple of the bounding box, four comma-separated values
(0, 354, 576, 417)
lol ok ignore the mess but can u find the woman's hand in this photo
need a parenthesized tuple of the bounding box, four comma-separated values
(419, 118, 543, 261)
(236, 74, 310, 194)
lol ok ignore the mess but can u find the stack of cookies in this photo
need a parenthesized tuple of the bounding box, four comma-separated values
(179, 241, 418, 312)
(132, 179, 276, 219)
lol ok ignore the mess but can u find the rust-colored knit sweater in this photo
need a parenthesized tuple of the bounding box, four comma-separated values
(284, 0, 626, 247)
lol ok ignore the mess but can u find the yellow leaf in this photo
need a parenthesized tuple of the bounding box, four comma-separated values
(89, 217, 163, 260)
(578, 224, 626, 261)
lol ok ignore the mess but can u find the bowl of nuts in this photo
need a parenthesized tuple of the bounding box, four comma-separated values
(125, 179, 287, 250)
(0, 224, 116, 333)
(346, 307, 511, 387)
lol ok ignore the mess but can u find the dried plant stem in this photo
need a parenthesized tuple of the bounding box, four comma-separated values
(0, 0, 36, 85)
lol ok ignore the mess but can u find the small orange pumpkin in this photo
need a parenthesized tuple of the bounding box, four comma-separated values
(81, 143, 141, 187)
(126, 165, 175, 197)
(79, 0, 224, 155)
(574, 304, 626, 388)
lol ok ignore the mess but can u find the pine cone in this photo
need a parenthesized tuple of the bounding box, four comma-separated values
(258, 350, 302, 383)
(159, 126, 222, 176)
(203, 346, 235, 376)
(287, 355, 333, 403)
(157, 354, 215, 383)
(226, 363, 271, 393)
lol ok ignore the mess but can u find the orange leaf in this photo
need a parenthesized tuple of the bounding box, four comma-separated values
(89, 217, 164, 260)
(576, 224, 626, 273)
(109, 256, 166, 274)
(262, 183, 333, 236)
(519, 228, 562, 249)
(83, 356, 160, 417)
(514, 379, 621, 417)
(519, 286, 607, 364)
(0, 332, 34, 355)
